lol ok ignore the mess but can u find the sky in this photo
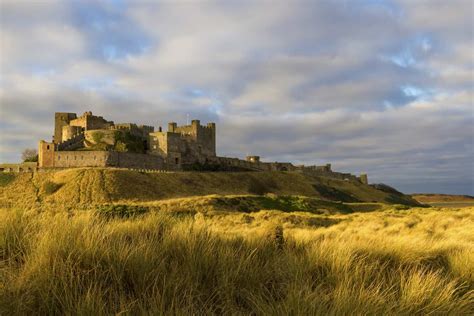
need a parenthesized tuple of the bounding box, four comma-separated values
(0, 0, 473, 195)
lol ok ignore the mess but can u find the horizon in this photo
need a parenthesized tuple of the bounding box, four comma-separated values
(0, 1, 473, 195)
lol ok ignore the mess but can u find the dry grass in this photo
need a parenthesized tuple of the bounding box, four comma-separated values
(1, 204, 473, 315)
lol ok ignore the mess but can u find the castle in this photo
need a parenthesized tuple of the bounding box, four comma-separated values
(1, 111, 368, 184)
(38, 111, 216, 171)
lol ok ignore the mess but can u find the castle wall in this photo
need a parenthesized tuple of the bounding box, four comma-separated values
(62, 125, 83, 141)
(53, 151, 164, 169)
(69, 113, 112, 131)
(56, 133, 85, 151)
(0, 162, 38, 172)
(107, 152, 164, 169)
(54, 151, 109, 168)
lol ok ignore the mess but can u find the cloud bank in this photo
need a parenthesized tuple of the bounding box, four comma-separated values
(0, 0, 473, 194)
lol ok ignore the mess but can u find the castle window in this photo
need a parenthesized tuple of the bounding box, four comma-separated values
(47, 145, 50, 150)
(175, 157, 179, 164)
(153, 145, 157, 149)
(58, 155, 60, 160)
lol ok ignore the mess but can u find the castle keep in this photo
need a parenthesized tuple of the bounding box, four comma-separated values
(1, 111, 368, 183)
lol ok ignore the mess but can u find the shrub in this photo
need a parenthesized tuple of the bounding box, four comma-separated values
(0, 173, 15, 187)
(24, 155, 38, 162)
(113, 131, 145, 153)
(42, 181, 62, 195)
(91, 131, 104, 143)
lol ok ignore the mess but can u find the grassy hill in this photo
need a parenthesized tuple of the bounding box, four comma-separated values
(412, 193, 474, 202)
(0, 168, 420, 208)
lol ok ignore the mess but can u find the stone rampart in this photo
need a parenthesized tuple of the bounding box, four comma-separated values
(54, 151, 109, 168)
(52, 151, 164, 169)
(0, 162, 38, 172)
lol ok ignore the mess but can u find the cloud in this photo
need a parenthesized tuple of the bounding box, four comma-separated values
(0, 0, 472, 194)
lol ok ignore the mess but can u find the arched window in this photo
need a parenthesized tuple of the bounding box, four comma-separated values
(47, 145, 50, 150)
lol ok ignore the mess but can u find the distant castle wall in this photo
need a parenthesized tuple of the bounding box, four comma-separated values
(52, 151, 164, 169)
(0, 162, 38, 172)
(69, 111, 113, 131)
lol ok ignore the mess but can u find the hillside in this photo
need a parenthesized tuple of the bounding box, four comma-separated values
(0, 168, 420, 208)
(411, 194, 474, 207)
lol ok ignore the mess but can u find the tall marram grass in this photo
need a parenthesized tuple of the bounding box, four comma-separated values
(1, 207, 473, 315)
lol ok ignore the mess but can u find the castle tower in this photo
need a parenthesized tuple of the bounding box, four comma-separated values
(38, 140, 55, 168)
(54, 112, 77, 143)
(359, 173, 368, 185)
(168, 122, 177, 132)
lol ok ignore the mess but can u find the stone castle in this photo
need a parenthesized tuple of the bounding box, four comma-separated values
(1, 111, 368, 184)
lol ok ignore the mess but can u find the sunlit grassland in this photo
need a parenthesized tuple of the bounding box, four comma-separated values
(1, 203, 473, 315)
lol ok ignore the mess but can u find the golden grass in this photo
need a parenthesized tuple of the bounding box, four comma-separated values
(1, 205, 473, 315)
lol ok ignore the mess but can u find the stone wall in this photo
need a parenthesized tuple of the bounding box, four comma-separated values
(62, 125, 83, 142)
(52, 151, 164, 170)
(56, 133, 85, 151)
(54, 151, 109, 168)
(0, 162, 38, 172)
(107, 152, 164, 169)
(69, 112, 113, 131)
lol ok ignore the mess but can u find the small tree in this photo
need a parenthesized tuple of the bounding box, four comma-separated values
(22, 148, 38, 162)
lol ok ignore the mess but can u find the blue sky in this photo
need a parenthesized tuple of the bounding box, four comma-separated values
(0, 0, 473, 194)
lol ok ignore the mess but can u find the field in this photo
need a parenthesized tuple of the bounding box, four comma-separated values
(1, 170, 473, 314)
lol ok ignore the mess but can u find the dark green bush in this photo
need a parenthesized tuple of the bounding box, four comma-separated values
(0, 173, 15, 187)
(24, 155, 38, 162)
(113, 131, 145, 153)
(42, 181, 62, 195)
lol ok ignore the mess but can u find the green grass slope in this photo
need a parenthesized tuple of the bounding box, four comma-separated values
(0, 168, 420, 208)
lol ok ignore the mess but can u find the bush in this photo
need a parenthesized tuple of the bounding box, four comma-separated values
(0, 173, 15, 187)
(91, 131, 104, 143)
(113, 131, 146, 153)
(24, 155, 38, 162)
(42, 181, 62, 195)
